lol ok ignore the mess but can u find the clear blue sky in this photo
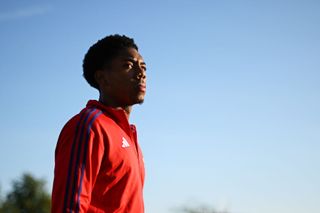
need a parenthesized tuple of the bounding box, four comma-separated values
(0, 0, 319, 212)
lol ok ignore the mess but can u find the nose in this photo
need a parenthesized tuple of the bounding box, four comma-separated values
(136, 66, 146, 80)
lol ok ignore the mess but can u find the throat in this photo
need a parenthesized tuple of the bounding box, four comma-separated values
(99, 96, 132, 118)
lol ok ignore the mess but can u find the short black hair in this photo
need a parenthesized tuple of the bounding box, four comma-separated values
(83, 34, 138, 89)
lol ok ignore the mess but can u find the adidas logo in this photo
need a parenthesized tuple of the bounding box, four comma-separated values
(121, 137, 130, 148)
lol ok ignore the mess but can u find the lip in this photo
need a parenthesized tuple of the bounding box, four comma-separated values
(138, 83, 146, 92)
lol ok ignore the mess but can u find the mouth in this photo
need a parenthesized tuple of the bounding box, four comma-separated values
(137, 83, 146, 92)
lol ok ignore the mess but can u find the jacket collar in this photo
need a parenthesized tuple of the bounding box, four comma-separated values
(86, 100, 134, 137)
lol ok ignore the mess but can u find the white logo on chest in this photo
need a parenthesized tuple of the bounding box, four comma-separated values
(121, 137, 130, 148)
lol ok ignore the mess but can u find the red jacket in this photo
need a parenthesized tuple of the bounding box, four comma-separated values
(52, 100, 145, 213)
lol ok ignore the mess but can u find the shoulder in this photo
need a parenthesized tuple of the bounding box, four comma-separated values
(58, 108, 103, 136)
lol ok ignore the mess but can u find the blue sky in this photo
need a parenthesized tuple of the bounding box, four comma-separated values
(0, 0, 319, 212)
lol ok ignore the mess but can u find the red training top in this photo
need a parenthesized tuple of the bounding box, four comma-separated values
(52, 100, 145, 213)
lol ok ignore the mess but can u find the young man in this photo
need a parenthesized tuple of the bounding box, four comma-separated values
(52, 35, 147, 213)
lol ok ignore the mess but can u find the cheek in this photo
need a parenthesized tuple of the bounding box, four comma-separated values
(115, 76, 134, 91)
(127, 71, 137, 80)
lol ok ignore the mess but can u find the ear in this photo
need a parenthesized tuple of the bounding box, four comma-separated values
(94, 70, 108, 87)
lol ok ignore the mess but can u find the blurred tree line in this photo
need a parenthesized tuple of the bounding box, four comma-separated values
(175, 205, 229, 213)
(0, 173, 228, 213)
(0, 173, 51, 213)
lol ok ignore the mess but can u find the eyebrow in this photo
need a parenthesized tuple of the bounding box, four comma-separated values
(123, 57, 146, 66)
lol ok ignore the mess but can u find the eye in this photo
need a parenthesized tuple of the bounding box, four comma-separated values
(124, 63, 133, 69)
(141, 65, 147, 71)
(139, 62, 147, 71)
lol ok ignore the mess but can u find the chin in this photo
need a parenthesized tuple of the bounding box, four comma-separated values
(132, 96, 145, 105)
(134, 94, 145, 104)
(128, 93, 145, 106)
(137, 99, 144, 105)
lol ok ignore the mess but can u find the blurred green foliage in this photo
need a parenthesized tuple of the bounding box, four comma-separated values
(175, 204, 229, 213)
(0, 173, 51, 213)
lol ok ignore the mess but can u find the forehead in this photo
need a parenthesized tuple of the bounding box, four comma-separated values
(115, 47, 144, 62)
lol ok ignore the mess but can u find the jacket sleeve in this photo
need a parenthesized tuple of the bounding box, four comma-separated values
(52, 111, 104, 213)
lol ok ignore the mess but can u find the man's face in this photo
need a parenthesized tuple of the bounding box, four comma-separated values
(99, 47, 147, 107)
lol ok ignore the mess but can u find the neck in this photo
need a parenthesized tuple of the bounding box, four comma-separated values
(99, 95, 132, 118)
